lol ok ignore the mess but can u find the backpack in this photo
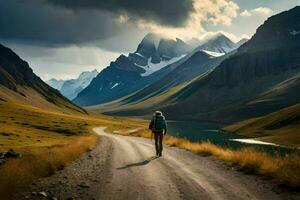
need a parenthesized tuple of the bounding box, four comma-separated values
(153, 115, 166, 131)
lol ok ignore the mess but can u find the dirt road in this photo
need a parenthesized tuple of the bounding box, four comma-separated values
(21, 127, 299, 200)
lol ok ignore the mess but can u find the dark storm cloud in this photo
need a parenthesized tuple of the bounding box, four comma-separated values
(0, 0, 143, 52)
(0, 0, 125, 46)
(0, 0, 194, 52)
(46, 0, 194, 27)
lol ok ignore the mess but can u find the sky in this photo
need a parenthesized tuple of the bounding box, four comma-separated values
(0, 0, 299, 80)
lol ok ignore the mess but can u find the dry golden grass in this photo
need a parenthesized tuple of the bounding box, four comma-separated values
(0, 134, 98, 200)
(2, 97, 300, 199)
(164, 136, 300, 188)
(0, 101, 149, 199)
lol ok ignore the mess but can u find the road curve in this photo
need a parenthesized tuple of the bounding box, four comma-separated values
(93, 127, 282, 200)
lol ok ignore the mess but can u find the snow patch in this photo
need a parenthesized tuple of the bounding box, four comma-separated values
(290, 30, 300, 35)
(140, 54, 186, 77)
(135, 52, 147, 59)
(134, 62, 147, 68)
(202, 50, 225, 57)
(111, 83, 119, 89)
(229, 139, 279, 146)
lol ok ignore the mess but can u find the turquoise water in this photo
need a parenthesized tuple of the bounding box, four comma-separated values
(167, 121, 293, 155)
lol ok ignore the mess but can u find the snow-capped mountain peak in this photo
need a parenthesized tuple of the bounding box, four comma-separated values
(126, 33, 193, 76)
(197, 33, 248, 55)
(199, 34, 236, 54)
(59, 69, 98, 100)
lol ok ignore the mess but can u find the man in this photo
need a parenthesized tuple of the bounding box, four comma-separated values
(149, 111, 167, 157)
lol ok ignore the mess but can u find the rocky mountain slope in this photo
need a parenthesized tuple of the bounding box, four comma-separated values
(0, 44, 86, 114)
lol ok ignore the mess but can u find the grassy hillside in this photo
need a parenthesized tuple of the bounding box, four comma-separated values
(0, 99, 147, 199)
(0, 43, 86, 115)
(88, 72, 208, 118)
(223, 103, 300, 147)
(0, 43, 148, 199)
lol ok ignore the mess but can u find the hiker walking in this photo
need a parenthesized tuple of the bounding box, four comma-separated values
(149, 111, 167, 157)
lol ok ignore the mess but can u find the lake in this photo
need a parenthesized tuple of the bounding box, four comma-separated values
(167, 121, 293, 155)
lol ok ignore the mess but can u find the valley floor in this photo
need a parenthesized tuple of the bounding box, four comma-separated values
(18, 127, 299, 200)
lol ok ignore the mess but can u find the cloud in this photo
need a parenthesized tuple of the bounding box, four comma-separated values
(137, 0, 240, 40)
(240, 7, 273, 17)
(0, 0, 145, 52)
(46, 0, 194, 27)
(240, 10, 252, 17)
(0, 0, 251, 79)
(252, 7, 273, 16)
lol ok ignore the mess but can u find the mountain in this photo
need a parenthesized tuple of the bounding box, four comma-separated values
(100, 6, 300, 123)
(0, 44, 86, 114)
(88, 47, 235, 115)
(199, 33, 242, 54)
(74, 33, 193, 106)
(158, 6, 300, 123)
(60, 69, 98, 100)
(46, 78, 65, 90)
